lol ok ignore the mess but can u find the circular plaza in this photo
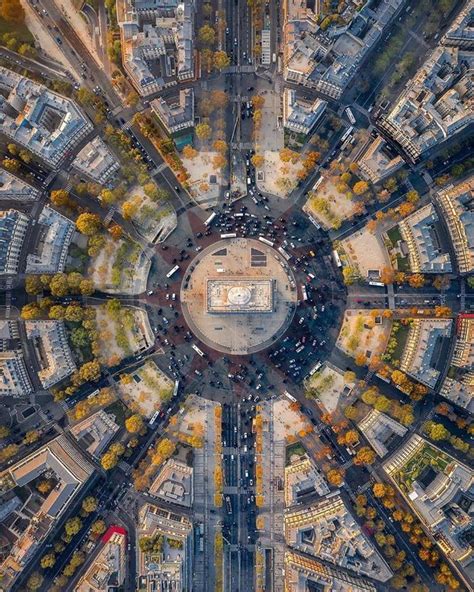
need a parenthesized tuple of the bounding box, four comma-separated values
(180, 238, 298, 355)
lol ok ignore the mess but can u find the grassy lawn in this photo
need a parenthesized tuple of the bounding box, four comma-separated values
(286, 442, 306, 465)
(0, 18, 34, 45)
(104, 400, 128, 426)
(387, 225, 402, 247)
(391, 323, 410, 363)
(396, 254, 410, 272)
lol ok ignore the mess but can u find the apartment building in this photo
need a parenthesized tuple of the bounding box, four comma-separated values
(283, 89, 327, 137)
(0, 350, 32, 396)
(357, 409, 407, 458)
(69, 409, 120, 459)
(0, 67, 92, 168)
(72, 136, 120, 185)
(0, 168, 40, 201)
(25, 320, 76, 388)
(0, 209, 28, 275)
(358, 136, 404, 184)
(151, 88, 194, 148)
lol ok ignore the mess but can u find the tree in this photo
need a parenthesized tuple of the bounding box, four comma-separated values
(76, 213, 102, 236)
(212, 154, 227, 170)
(407, 274, 425, 288)
(354, 446, 376, 466)
(182, 144, 198, 159)
(326, 468, 344, 486)
(214, 50, 230, 70)
(373, 483, 386, 498)
(399, 201, 415, 217)
(37, 479, 53, 494)
(251, 154, 264, 168)
(26, 572, 43, 591)
(108, 224, 123, 240)
(64, 516, 83, 537)
(198, 24, 216, 46)
(23, 430, 40, 445)
(40, 553, 56, 569)
(355, 353, 367, 367)
(21, 303, 41, 320)
(343, 405, 359, 420)
(380, 266, 395, 285)
(353, 181, 369, 195)
(0, 425, 10, 439)
(195, 123, 212, 142)
(78, 360, 101, 382)
(25, 275, 43, 295)
(80, 279, 95, 296)
(211, 90, 228, 109)
(2, 157, 20, 172)
(406, 190, 419, 203)
(125, 414, 144, 434)
(467, 276, 474, 289)
(213, 140, 227, 153)
(361, 388, 378, 405)
(424, 421, 449, 441)
(91, 519, 107, 536)
(82, 496, 98, 513)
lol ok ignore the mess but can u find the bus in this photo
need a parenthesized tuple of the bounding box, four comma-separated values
(309, 361, 322, 376)
(340, 126, 354, 144)
(258, 236, 274, 247)
(301, 286, 308, 301)
(284, 391, 297, 403)
(149, 410, 159, 426)
(86, 389, 100, 400)
(225, 495, 232, 515)
(166, 265, 180, 278)
(278, 246, 291, 261)
(204, 212, 217, 226)
(312, 176, 324, 191)
(192, 343, 205, 357)
(221, 233, 237, 239)
(332, 250, 342, 268)
(369, 281, 385, 287)
(345, 107, 356, 124)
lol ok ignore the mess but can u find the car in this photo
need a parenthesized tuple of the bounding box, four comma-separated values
(147, 290, 153, 295)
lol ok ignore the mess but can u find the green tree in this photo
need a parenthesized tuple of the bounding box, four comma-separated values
(64, 516, 83, 537)
(0, 425, 10, 438)
(25, 275, 43, 295)
(26, 572, 43, 591)
(214, 50, 230, 70)
(198, 24, 216, 46)
(40, 553, 56, 569)
(195, 122, 212, 142)
(91, 519, 107, 536)
(49, 273, 69, 297)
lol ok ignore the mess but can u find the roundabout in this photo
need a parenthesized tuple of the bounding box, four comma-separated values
(180, 237, 299, 355)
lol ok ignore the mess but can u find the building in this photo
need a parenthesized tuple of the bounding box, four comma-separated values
(25, 320, 76, 388)
(0, 168, 40, 201)
(149, 458, 193, 507)
(151, 88, 194, 149)
(282, 0, 404, 99)
(0, 350, 32, 396)
(357, 409, 407, 458)
(284, 455, 329, 506)
(0, 67, 92, 168)
(284, 550, 377, 592)
(26, 205, 74, 274)
(75, 526, 127, 592)
(284, 494, 392, 582)
(396, 203, 452, 273)
(452, 314, 474, 370)
(439, 377, 474, 413)
(282, 89, 327, 137)
(117, 0, 195, 97)
(357, 136, 404, 184)
(378, 45, 474, 162)
(137, 502, 193, 592)
(72, 136, 120, 185)
(400, 318, 452, 389)
(384, 434, 474, 586)
(0, 435, 94, 588)
(69, 409, 120, 459)
(434, 176, 474, 274)
(0, 319, 19, 351)
(0, 209, 28, 275)
(443, 1, 474, 49)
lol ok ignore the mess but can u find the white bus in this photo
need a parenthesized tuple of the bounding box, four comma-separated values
(369, 281, 385, 287)
(332, 250, 342, 268)
(192, 343, 205, 357)
(309, 361, 322, 376)
(340, 126, 354, 144)
(87, 389, 100, 400)
(149, 410, 159, 426)
(221, 233, 237, 239)
(166, 265, 180, 278)
(258, 236, 274, 247)
(301, 286, 308, 301)
(345, 107, 356, 124)
(284, 391, 297, 403)
(278, 246, 291, 261)
(312, 176, 324, 191)
(204, 212, 217, 226)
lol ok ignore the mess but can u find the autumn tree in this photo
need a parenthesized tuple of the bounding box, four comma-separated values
(64, 516, 83, 537)
(407, 274, 425, 289)
(195, 123, 212, 142)
(82, 496, 98, 514)
(21, 303, 41, 320)
(76, 213, 102, 236)
(354, 446, 376, 466)
(26, 572, 43, 591)
(182, 144, 198, 159)
(198, 24, 216, 46)
(91, 519, 107, 536)
(40, 553, 56, 569)
(353, 180, 369, 195)
(214, 50, 230, 70)
(25, 275, 43, 295)
(50, 189, 70, 207)
(326, 468, 344, 486)
(125, 414, 145, 434)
